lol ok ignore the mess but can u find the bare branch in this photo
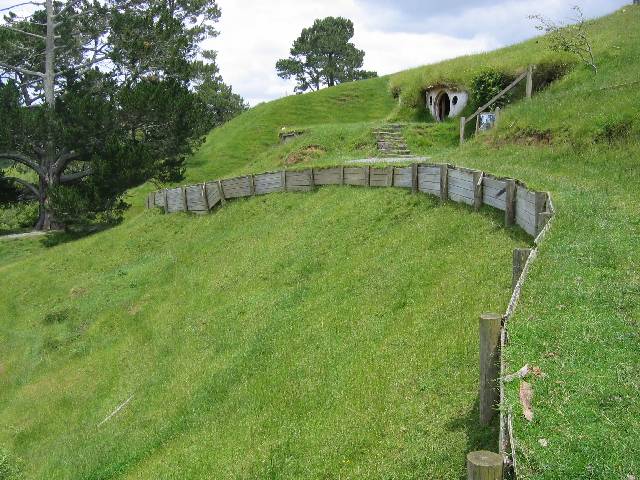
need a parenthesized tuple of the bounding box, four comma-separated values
(5, 176, 40, 197)
(0, 61, 45, 78)
(0, 152, 44, 174)
(0, 1, 44, 13)
(60, 167, 92, 183)
(53, 150, 80, 173)
(0, 24, 46, 40)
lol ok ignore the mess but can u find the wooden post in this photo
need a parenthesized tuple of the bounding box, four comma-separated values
(473, 171, 483, 210)
(439, 164, 448, 202)
(512, 248, 532, 289)
(534, 192, 548, 235)
(163, 190, 169, 213)
(364, 166, 370, 187)
(217, 180, 226, 206)
(526, 65, 533, 100)
(248, 175, 255, 195)
(479, 313, 501, 425)
(475, 114, 480, 134)
(340, 166, 345, 185)
(460, 116, 466, 145)
(202, 183, 210, 210)
(280, 170, 286, 192)
(182, 187, 188, 211)
(504, 180, 516, 227)
(309, 168, 315, 189)
(411, 163, 418, 194)
(467, 451, 503, 480)
(387, 166, 393, 187)
(494, 107, 501, 127)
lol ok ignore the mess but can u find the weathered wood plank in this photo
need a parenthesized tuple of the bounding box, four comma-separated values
(254, 172, 283, 194)
(205, 181, 221, 208)
(166, 187, 185, 213)
(393, 167, 412, 188)
(314, 167, 342, 185)
(222, 176, 252, 198)
(344, 167, 367, 186)
(185, 184, 208, 212)
(286, 170, 313, 191)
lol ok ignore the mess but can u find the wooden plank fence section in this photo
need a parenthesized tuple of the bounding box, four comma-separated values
(285, 169, 313, 192)
(166, 187, 185, 213)
(185, 184, 208, 213)
(418, 165, 441, 196)
(204, 181, 221, 208)
(314, 167, 343, 185)
(254, 171, 284, 194)
(515, 185, 538, 236)
(448, 167, 475, 206)
(343, 166, 368, 186)
(482, 175, 508, 211)
(369, 166, 394, 187)
(221, 176, 252, 199)
(393, 166, 412, 188)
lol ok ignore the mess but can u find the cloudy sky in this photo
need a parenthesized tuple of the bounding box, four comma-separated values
(0, 0, 629, 105)
(210, 0, 628, 105)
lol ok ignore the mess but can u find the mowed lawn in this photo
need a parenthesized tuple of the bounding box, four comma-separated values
(0, 187, 525, 479)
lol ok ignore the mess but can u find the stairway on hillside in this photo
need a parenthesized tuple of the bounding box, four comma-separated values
(373, 124, 413, 158)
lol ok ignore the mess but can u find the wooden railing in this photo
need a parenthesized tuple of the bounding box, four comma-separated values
(460, 65, 534, 145)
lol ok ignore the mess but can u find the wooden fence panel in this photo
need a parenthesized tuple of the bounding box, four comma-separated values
(221, 176, 252, 198)
(286, 170, 313, 192)
(343, 167, 368, 186)
(166, 187, 185, 213)
(369, 167, 393, 187)
(418, 165, 441, 196)
(204, 181, 221, 208)
(515, 185, 537, 236)
(185, 184, 208, 212)
(393, 166, 412, 188)
(482, 175, 508, 211)
(314, 167, 343, 185)
(154, 191, 165, 208)
(254, 172, 284, 195)
(448, 167, 475, 205)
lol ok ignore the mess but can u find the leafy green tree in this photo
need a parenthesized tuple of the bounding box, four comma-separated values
(0, 0, 244, 230)
(276, 17, 377, 93)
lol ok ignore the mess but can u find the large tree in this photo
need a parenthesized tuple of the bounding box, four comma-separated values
(0, 0, 244, 230)
(276, 16, 377, 93)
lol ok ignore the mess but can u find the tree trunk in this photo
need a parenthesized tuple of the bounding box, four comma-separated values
(34, 161, 62, 231)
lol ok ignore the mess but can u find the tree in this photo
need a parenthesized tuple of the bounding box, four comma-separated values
(529, 6, 597, 74)
(276, 17, 377, 94)
(0, 0, 244, 230)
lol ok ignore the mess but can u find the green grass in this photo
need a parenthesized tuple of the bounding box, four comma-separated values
(0, 188, 524, 479)
(1, 5, 640, 479)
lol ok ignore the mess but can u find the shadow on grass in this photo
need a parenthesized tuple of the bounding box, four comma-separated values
(39, 224, 115, 248)
(446, 397, 500, 480)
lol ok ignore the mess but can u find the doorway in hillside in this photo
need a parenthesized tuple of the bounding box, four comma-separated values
(436, 92, 451, 122)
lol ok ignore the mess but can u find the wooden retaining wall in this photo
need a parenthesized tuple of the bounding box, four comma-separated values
(146, 163, 550, 239)
(146, 162, 555, 477)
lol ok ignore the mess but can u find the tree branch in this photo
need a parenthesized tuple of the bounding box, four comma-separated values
(0, 61, 45, 78)
(60, 167, 92, 183)
(0, 152, 43, 175)
(5, 176, 39, 197)
(0, 24, 46, 40)
(0, 1, 44, 13)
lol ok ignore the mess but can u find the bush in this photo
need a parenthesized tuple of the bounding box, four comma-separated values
(0, 446, 21, 480)
(470, 68, 516, 110)
(0, 202, 39, 234)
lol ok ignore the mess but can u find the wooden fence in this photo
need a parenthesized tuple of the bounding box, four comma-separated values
(146, 163, 552, 239)
(146, 162, 556, 478)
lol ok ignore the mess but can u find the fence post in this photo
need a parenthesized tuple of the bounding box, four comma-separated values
(460, 117, 466, 145)
(309, 168, 315, 189)
(202, 183, 210, 210)
(340, 166, 345, 185)
(280, 171, 286, 192)
(182, 187, 188, 211)
(526, 65, 533, 100)
(512, 248, 532, 289)
(364, 166, 370, 187)
(163, 190, 169, 213)
(534, 192, 548, 235)
(217, 180, 226, 206)
(479, 312, 501, 425)
(411, 163, 418, 194)
(504, 180, 516, 227)
(473, 171, 483, 210)
(248, 175, 255, 195)
(467, 451, 503, 480)
(388, 166, 393, 187)
(440, 164, 448, 202)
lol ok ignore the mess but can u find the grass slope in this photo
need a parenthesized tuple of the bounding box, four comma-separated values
(0, 189, 523, 479)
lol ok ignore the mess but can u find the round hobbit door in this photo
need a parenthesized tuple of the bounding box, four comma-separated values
(436, 92, 451, 122)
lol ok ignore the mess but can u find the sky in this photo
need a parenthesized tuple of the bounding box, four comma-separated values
(209, 0, 628, 105)
(0, 0, 629, 105)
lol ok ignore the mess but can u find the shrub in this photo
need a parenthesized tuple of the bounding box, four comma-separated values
(470, 69, 516, 110)
(0, 202, 39, 234)
(0, 447, 21, 480)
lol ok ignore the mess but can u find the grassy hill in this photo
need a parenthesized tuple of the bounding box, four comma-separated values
(1, 5, 639, 479)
